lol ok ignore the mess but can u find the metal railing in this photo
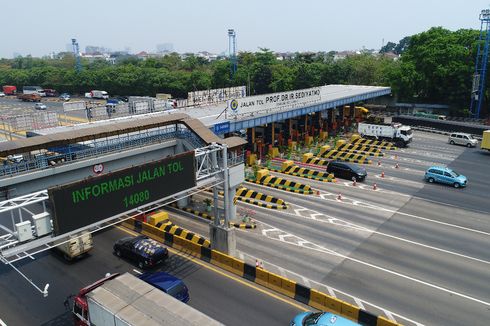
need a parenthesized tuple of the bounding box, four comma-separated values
(0, 125, 206, 177)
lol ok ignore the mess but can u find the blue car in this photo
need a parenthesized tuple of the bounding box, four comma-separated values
(424, 166, 467, 188)
(139, 271, 190, 303)
(291, 312, 360, 326)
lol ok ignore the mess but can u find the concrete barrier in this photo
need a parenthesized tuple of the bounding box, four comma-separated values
(122, 219, 400, 325)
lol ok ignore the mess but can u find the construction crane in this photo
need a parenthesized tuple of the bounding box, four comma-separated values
(470, 9, 490, 118)
(228, 29, 237, 78)
(71, 38, 82, 73)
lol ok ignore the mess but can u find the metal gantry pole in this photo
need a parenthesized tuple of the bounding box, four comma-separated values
(221, 144, 230, 226)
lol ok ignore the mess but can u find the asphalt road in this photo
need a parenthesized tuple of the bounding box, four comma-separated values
(0, 227, 305, 326)
(1, 131, 488, 326)
(167, 131, 490, 326)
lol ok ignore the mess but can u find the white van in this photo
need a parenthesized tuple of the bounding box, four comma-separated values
(448, 132, 478, 148)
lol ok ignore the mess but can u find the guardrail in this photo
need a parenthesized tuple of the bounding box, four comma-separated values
(0, 126, 205, 177)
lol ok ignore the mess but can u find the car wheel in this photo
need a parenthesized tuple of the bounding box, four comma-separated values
(115, 250, 122, 257)
(466, 143, 472, 148)
(449, 140, 455, 145)
(138, 261, 144, 269)
(428, 177, 434, 183)
(454, 182, 460, 188)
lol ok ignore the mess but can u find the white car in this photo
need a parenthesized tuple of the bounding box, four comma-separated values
(0, 92, 5, 97)
(34, 103, 47, 110)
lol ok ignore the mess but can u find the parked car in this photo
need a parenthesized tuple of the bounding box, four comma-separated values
(43, 89, 58, 97)
(0, 92, 5, 97)
(290, 312, 360, 326)
(59, 93, 71, 101)
(117, 96, 129, 102)
(448, 132, 478, 148)
(424, 166, 467, 188)
(34, 103, 47, 110)
(139, 272, 190, 303)
(326, 161, 367, 181)
(113, 235, 168, 269)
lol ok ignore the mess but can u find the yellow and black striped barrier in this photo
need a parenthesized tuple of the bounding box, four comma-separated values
(121, 218, 401, 326)
(144, 210, 211, 247)
(247, 175, 313, 194)
(320, 150, 372, 164)
(303, 157, 330, 167)
(280, 165, 335, 182)
(351, 138, 397, 150)
(170, 203, 257, 229)
(235, 187, 288, 209)
(336, 143, 384, 157)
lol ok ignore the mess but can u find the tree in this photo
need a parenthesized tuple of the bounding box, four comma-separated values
(379, 41, 397, 54)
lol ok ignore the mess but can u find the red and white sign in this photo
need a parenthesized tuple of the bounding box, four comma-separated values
(93, 163, 104, 174)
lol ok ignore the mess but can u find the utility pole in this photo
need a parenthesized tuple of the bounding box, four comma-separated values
(71, 38, 82, 73)
(228, 29, 237, 78)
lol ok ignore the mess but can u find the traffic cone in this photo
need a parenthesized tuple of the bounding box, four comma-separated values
(377, 160, 381, 166)
(373, 183, 377, 190)
(395, 163, 399, 169)
(352, 179, 357, 187)
(337, 193, 342, 201)
(260, 261, 264, 269)
(256, 259, 260, 268)
(316, 190, 320, 195)
(381, 171, 385, 178)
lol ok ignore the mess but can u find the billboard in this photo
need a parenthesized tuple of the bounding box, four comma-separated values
(187, 86, 246, 106)
(63, 101, 86, 112)
(227, 87, 322, 116)
(48, 151, 196, 235)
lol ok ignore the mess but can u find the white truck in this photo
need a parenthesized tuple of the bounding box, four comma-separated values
(86, 90, 109, 99)
(73, 272, 222, 326)
(358, 122, 413, 147)
(55, 231, 93, 261)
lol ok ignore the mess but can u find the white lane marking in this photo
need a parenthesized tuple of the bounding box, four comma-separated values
(246, 180, 490, 238)
(237, 248, 422, 325)
(354, 297, 365, 310)
(261, 221, 490, 308)
(373, 174, 422, 186)
(289, 202, 490, 266)
(0, 318, 7, 326)
(315, 192, 490, 237)
(132, 269, 142, 275)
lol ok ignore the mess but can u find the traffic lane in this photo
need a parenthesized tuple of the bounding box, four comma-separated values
(104, 226, 306, 326)
(239, 186, 490, 300)
(324, 254, 489, 326)
(347, 224, 490, 302)
(0, 226, 304, 326)
(378, 198, 490, 261)
(416, 147, 490, 213)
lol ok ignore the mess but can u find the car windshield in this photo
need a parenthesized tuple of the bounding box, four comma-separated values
(449, 170, 459, 177)
(304, 312, 323, 325)
(166, 283, 187, 297)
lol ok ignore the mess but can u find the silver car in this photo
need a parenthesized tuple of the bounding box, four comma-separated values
(448, 132, 478, 148)
(34, 103, 47, 110)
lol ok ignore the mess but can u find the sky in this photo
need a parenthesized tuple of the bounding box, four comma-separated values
(1, 0, 489, 58)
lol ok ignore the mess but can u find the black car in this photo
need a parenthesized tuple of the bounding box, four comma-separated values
(114, 235, 168, 269)
(326, 161, 367, 181)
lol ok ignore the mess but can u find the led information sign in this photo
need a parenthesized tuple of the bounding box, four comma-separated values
(48, 151, 196, 235)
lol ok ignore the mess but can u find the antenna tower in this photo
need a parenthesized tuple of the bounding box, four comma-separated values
(470, 9, 490, 118)
(228, 29, 237, 78)
(71, 38, 82, 73)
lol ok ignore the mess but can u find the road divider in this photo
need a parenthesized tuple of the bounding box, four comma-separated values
(268, 159, 336, 182)
(120, 218, 401, 326)
(351, 138, 397, 150)
(246, 169, 313, 194)
(170, 203, 257, 229)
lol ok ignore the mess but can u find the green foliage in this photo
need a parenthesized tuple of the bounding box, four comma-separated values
(0, 26, 485, 117)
